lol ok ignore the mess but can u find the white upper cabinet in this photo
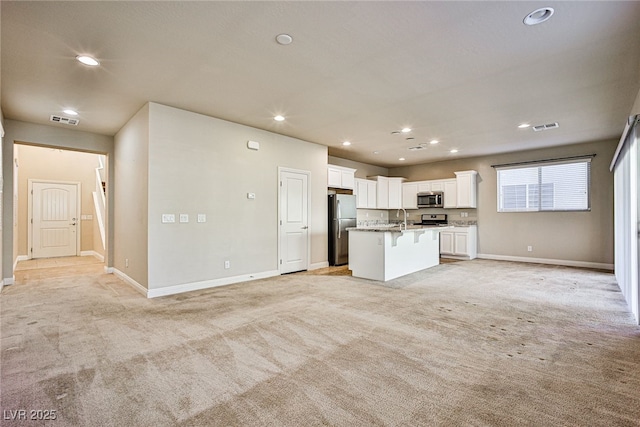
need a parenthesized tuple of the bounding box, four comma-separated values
(327, 165, 356, 189)
(370, 176, 404, 209)
(376, 176, 390, 209)
(430, 181, 444, 192)
(402, 171, 477, 209)
(402, 182, 419, 209)
(355, 178, 377, 209)
(388, 178, 404, 209)
(455, 170, 478, 208)
(417, 182, 431, 193)
(443, 179, 457, 208)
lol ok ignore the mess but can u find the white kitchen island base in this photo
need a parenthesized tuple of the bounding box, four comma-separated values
(348, 227, 443, 281)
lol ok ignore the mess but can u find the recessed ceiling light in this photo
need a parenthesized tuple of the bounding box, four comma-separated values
(523, 7, 554, 26)
(63, 109, 78, 116)
(450, 149, 459, 154)
(429, 139, 439, 145)
(342, 141, 351, 146)
(401, 128, 411, 133)
(518, 123, 531, 129)
(76, 55, 100, 66)
(274, 115, 285, 122)
(276, 34, 293, 45)
(399, 157, 406, 161)
(373, 151, 380, 154)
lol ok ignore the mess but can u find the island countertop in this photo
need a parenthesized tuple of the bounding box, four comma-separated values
(346, 225, 453, 233)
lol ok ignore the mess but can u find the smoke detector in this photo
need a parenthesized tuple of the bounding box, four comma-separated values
(532, 122, 559, 132)
(50, 115, 79, 126)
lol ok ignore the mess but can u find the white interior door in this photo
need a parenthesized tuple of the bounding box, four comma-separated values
(279, 169, 309, 274)
(32, 181, 79, 259)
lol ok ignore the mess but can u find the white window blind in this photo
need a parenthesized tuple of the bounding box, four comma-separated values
(496, 158, 591, 212)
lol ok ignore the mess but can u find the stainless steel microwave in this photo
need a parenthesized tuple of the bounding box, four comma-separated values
(417, 191, 443, 208)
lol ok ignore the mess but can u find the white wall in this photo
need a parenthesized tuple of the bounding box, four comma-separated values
(114, 103, 328, 293)
(113, 104, 150, 288)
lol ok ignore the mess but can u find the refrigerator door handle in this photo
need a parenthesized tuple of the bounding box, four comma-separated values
(337, 200, 342, 220)
(338, 219, 341, 239)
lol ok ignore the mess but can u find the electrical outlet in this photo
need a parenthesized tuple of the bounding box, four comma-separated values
(224, 260, 230, 269)
(179, 214, 189, 223)
(527, 246, 533, 252)
(197, 214, 206, 223)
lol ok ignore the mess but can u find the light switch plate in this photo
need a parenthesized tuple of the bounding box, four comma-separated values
(247, 193, 256, 199)
(197, 214, 206, 223)
(179, 214, 189, 223)
(162, 214, 176, 223)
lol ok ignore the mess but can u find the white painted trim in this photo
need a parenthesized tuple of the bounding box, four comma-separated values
(477, 253, 614, 271)
(147, 270, 281, 298)
(104, 266, 114, 274)
(3, 276, 15, 285)
(309, 261, 329, 270)
(80, 250, 104, 262)
(0, 281, 4, 293)
(13, 255, 29, 273)
(112, 268, 147, 297)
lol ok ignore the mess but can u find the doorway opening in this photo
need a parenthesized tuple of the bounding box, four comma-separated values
(14, 144, 108, 266)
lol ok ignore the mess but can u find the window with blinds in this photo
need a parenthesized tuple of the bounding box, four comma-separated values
(496, 158, 591, 212)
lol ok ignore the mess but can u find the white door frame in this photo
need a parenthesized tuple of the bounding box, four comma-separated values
(28, 179, 82, 260)
(277, 167, 311, 274)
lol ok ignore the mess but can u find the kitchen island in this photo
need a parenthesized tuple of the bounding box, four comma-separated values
(348, 225, 450, 281)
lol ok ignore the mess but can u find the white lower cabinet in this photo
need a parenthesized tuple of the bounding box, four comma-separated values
(440, 225, 477, 259)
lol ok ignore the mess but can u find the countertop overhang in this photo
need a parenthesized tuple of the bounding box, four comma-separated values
(347, 225, 454, 233)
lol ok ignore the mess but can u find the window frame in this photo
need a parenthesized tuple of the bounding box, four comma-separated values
(495, 157, 592, 213)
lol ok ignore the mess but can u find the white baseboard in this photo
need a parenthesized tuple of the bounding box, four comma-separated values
(146, 270, 281, 298)
(309, 261, 329, 270)
(81, 251, 105, 262)
(476, 253, 614, 271)
(104, 266, 114, 274)
(112, 269, 147, 297)
(3, 276, 15, 285)
(14, 255, 29, 271)
(0, 280, 4, 293)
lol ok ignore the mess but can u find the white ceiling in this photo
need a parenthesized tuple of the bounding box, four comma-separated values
(2, 1, 640, 167)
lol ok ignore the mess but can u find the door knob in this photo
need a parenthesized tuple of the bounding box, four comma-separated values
(301, 226, 308, 229)
(71, 222, 76, 226)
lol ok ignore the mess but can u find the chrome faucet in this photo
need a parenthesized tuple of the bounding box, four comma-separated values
(396, 208, 408, 230)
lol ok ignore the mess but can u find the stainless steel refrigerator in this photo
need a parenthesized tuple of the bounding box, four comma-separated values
(328, 194, 357, 266)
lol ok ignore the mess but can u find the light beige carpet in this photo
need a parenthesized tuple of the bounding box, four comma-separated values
(1, 257, 639, 426)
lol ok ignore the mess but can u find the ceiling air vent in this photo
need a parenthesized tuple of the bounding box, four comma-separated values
(532, 122, 559, 132)
(50, 115, 79, 126)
